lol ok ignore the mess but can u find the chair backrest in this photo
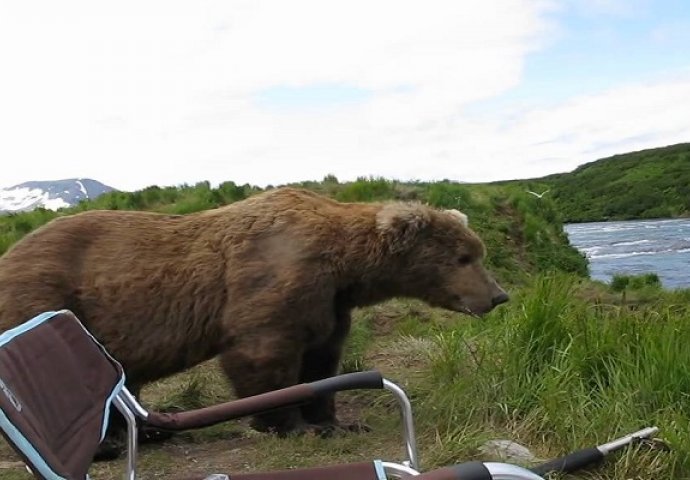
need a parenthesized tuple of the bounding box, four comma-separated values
(0, 310, 125, 480)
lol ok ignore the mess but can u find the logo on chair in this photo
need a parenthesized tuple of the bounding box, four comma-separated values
(0, 378, 22, 412)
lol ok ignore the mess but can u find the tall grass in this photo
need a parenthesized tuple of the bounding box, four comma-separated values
(426, 273, 688, 478)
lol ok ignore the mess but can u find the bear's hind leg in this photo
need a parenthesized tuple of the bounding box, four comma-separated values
(299, 341, 345, 426)
(219, 336, 308, 435)
(299, 307, 353, 428)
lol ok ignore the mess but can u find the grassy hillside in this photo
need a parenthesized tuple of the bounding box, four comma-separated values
(539, 143, 690, 223)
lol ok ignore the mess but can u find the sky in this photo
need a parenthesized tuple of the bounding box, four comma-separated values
(1, 0, 689, 191)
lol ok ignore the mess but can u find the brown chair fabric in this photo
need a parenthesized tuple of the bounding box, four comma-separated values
(0, 310, 125, 480)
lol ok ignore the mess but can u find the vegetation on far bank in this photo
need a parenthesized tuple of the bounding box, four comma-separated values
(521, 143, 690, 223)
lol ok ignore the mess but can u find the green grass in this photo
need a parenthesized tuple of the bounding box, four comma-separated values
(426, 273, 688, 478)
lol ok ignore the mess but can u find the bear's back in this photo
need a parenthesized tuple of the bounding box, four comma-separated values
(0, 209, 220, 329)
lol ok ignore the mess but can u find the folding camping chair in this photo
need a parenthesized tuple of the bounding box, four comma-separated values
(0, 310, 659, 480)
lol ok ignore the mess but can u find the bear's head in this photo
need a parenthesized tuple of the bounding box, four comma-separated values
(376, 202, 508, 316)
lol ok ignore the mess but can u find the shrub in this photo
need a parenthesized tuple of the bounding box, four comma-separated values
(611, 273, 662, 292)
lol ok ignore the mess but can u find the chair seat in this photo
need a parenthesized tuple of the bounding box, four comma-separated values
(0, 310, 125, 480)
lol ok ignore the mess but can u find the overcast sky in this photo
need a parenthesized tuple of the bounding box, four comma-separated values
(1, 0, 689, 191)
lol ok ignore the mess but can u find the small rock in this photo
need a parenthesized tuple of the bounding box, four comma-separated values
(479, 439, 537, 463)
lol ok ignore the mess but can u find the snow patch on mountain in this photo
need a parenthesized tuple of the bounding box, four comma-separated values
(75, 179, 88, 197)
(0, 178, 115, 214)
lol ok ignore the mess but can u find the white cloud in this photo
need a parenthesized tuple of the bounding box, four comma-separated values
(488, 73, 690, 177)
(0, 1, 688, 191)
(391, 72, 690, 183)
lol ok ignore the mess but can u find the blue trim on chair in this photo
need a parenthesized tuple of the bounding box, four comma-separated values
(0, 407, 67, 480)
(0, 311, 59, 347)
(373, 460, 387, 480)
(102, 375, 126, 441)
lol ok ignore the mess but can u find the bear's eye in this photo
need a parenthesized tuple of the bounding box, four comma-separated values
(458, 254, 472, 266)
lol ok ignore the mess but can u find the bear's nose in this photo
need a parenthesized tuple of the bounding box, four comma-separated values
(492, 292, 510, 307)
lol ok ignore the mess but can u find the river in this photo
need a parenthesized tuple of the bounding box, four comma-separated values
(564, 218, 690, 289)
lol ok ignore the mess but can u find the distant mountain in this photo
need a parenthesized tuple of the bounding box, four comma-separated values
(0, 178, 115, 214)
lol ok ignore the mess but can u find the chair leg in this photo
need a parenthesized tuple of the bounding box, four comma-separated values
(114, 394, 139, 480)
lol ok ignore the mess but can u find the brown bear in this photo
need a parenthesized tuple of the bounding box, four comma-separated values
(0, 187, 508, 437)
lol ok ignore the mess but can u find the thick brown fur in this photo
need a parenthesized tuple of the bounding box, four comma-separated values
(0, 187, 507, 436)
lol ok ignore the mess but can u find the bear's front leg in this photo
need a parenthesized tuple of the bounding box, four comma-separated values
(219, 335, 308, 435)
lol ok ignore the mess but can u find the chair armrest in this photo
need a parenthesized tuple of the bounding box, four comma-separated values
(145, 371, 384, 431)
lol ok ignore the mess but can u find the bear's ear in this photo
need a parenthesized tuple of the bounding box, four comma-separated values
(445, 209, 469, 227)
(376, 203, 431, 253)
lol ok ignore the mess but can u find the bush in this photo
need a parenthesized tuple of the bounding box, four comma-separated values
(334, 177, 396, 202)
(611, 273, 662, 292)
